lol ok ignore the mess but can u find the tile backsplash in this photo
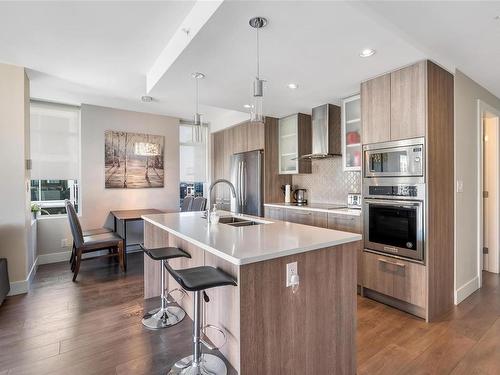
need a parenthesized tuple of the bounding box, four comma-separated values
(291, 157, 361, 204)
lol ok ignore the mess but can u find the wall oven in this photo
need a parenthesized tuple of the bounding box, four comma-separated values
(364, 138, 424, 179)
(364, 198, 424, 262)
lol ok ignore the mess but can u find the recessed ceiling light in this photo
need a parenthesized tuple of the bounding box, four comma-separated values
(141, 95, 153, 102)
(243, 104, 253, 109)
(287, 83, 298, 89)
(359, 48, 376, 58)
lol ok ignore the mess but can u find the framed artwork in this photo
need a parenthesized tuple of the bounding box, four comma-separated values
(104, 130, 165, 188)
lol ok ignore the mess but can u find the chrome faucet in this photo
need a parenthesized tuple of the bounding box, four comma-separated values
(207, 179, 237, 222)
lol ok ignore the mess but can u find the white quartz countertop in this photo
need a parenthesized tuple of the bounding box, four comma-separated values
(264, 202, 362, 216)
(142, 211, 361, 266)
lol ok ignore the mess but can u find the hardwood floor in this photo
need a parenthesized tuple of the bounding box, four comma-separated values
(1, 253, 499, 374)
(0, 253, 235, 375)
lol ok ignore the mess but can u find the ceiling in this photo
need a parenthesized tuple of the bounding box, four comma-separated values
(0, 1, 499, 128)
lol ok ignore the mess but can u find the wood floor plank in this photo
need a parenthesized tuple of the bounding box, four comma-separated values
(1, 253, 499, 375)
(451, 317, 500, 375)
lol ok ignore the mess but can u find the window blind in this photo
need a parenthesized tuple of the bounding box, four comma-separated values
(30, 101, 80, 180)
(179, 124, 207, 182)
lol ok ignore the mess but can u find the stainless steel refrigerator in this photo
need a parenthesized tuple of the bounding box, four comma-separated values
(230, 150, 264, 217)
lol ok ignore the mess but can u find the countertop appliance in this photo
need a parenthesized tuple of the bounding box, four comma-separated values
(363, 182, 425, 262)
(347, 193, 362, 209)
(364, 138, 424, 181)
(293, 189, 307, 205)
(230, 150, 264, 217)
(297, 104, 341, 159)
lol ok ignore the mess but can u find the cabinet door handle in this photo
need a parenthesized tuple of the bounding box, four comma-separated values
(378, 258, 406, 268)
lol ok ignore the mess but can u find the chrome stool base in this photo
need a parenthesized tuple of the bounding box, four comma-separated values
(168, 354, 227, 375)
(142, 305, 186, 330)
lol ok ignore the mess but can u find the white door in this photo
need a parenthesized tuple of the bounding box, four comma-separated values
(483, 116, 500, 273)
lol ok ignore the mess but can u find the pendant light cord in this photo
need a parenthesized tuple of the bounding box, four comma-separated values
(256, 27, 260, 79)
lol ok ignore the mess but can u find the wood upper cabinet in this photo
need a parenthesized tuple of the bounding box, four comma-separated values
(390, 61, 426, 140)
(361, 73, 391, 144)
(229, 123, 248, 154)
(361, 60, 428, 144)
(278, 113, 312, 174)
(247, 122, 265, 152)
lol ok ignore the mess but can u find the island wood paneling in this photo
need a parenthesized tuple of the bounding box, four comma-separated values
(361, 73, 391, 144)
(425, 60, 454, 322)
(204, 252, 240, 372)
(239, 241, 359, 375)
(143, 221, 169, 299)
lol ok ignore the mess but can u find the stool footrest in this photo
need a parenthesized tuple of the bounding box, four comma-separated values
(200, 324, 227, 351)
(166, 288, 187, 305)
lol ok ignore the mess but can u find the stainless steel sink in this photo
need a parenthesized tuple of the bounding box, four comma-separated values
(226, 220, 260, 227)
(218, 217, 249, 224)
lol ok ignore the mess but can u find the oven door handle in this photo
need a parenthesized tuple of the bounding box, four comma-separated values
(364, 199, 422, 209)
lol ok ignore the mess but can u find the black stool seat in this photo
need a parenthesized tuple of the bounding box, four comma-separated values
(165, 264, 237, 292)
(140, 245, 191, 261)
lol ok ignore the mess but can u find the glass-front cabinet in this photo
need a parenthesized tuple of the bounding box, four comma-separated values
(279, 114, 299, 174)
(342, 94, 362, 171)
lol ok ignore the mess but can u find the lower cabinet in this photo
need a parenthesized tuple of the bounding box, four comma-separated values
(264, 206, 284, 221)
(284, 209, 328, 228)
(363, 251, 426, 309)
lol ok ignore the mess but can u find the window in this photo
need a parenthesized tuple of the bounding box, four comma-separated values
(30, 101, 81, 215)
(179, 123, 207, 207)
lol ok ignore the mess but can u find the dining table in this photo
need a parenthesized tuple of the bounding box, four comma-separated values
(110, 208, 165, 270)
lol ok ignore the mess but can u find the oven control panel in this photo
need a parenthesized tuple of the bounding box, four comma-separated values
(368, 185, 418, 197)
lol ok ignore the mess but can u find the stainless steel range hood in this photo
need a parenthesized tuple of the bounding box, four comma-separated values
(297, 104, 341, 160)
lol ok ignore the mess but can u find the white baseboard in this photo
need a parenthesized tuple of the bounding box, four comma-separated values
(7, 279, 29, 296)
(7, 257, 39, 296)
(27, 257, 38, 285)
(38, 251, 71, 265)
(455, 276, 480, 304)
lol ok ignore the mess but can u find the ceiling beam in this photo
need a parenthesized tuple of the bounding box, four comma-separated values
(146, 0, 223, 93)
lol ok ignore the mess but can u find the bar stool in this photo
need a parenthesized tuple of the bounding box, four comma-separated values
(165, 262, 237, 375)
(140, 245, 191, 330)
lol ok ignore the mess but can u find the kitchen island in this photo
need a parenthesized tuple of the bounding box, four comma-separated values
(142, 211, 361, 375)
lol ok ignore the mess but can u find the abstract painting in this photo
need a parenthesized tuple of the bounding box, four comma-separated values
(105, 130, 165, 188)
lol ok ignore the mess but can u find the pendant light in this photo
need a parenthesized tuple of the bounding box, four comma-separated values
(192, 72, 205, 143)
(249, 16, 267, 123)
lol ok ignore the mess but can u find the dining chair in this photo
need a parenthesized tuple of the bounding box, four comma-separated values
(181, 196, 194, 212)
(65, 200, 113, 268)
(66, 201, 124, 281)
(190, 196, 207, 211)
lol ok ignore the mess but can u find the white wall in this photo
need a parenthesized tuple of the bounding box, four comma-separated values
(454, 70, 500, 303)
(37, 104, 180, 256)
(0, 63, 31, 287)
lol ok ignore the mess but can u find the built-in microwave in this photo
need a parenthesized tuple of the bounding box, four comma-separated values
(364, 138, 424, 179)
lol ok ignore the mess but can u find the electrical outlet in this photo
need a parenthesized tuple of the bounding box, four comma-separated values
(286, 261, 298, 287)
(61, 239, 68, 248)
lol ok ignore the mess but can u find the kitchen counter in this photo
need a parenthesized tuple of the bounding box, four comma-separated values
(142, 211, 361, 266)
(264, 202, 362, 216)
(142, 211, 360, 374)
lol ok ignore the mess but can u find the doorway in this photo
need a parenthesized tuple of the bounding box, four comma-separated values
(479, 101, 500, 287)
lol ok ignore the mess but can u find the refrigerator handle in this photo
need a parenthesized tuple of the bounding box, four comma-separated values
(239, 161, 243, 206)
(242, 161, 247, 205)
